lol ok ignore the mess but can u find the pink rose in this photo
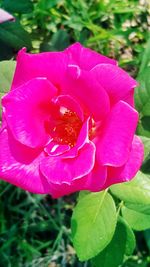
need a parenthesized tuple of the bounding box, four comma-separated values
(0, 43, 144, 198)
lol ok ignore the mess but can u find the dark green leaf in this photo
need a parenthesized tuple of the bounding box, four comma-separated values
(2, 0, 33, 14)
(91, 220, 126, 267)
(135, 68, 150, 117)
(141, 157, 150, 174)
(92, 216, 135, 267)
(140, 136, 150, 160)
(144, 229, 150, 250)
(50, 30, 70, 51)
(137, 116, 150, 138)
(0, 20, 32, 50)
(135, 36, 150, 139)
(0, 41, 14, 60)
(138, 36, 150, 74)
(119, 217, 136, 256)
(40, 30, 70, 52)
(140, 136, 150, 174)
(135, 36, 150, 140)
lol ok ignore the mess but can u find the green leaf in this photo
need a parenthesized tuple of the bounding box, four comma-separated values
(122, 206, 150, 231)
(119, 217, 136, 256)
(0, 60, 16, 96)
(141, 156, 150, 174)
(0, 21, 32, 50)
(144, 229, 150, 250)
(137, 116, 150, 138)
(135, 33, 150, 115)
(125, 203, 150, 215)
(71, 191, 117, 261)
(50, 30, 70, 51)
(138, 35, 150, 74)
(135, 36, 150, 138)
(40, 30, 70, 52)
(135, 68, 150, 117)
(0, 41, 14, 60)
(92, 216, 135, 267)
(0, 60, 16, 118)
(91, 220, 126, 267)
(78, 190, 90, 201)
(140, 136, 150, 174)
(140, 136, 150, 160)
(2, 0, 33, 14)
(110, 171, 150, 207)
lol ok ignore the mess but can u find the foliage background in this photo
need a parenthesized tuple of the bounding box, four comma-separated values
(0, 0, 150, 266)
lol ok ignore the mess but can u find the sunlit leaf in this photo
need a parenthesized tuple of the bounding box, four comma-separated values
(0, 60, 16, 118)
(122, 206, 150, 231)
(111, 172, 150, 204)
(71, 191, 117, 261)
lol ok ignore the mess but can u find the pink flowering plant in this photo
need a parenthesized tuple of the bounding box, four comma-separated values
(0, 43, 150, 265)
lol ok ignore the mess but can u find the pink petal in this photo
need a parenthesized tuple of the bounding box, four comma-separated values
(0, 8, 15, 23)
(40, 141, 95, 185)
(62, 65, 110, 121)
(45, 181, 82, 198)
(96, 101, 139, 167)
(122, 90, 135, 107)
(11, 48, 68, 90)
(90, 64, 138, 106)
(65, 42, 117, 70)
(0, 113, 7, 132)
(2, 78, 57, 148)
(45, 141, 70, 156)
(53, 94, 84, 121)
(81, 163, 107, 192)
(48, 164, 107, 198)
(104, 135, 144, 188)
(0, 128, 51, 194)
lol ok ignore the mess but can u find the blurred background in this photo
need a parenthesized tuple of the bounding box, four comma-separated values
(0, 0, 150, 74)
(0, 0, 150, 266)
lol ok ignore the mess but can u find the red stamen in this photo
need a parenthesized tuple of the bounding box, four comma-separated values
(51, 110, 82, 147)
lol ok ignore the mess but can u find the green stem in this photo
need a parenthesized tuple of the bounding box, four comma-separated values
(117, 200, 124, 217)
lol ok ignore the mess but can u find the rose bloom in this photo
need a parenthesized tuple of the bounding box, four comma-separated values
(0, 43, 144, 198)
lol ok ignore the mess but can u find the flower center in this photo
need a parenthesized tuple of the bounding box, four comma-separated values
(50, 108, 83, 147)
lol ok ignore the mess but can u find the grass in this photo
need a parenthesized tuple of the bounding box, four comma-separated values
(0, 0, 150, 74)
(0, 182, 150, 266)
(0, 183, 75, 266)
